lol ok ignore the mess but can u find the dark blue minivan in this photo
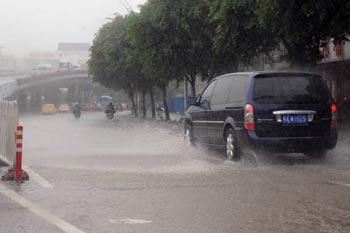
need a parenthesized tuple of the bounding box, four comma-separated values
(184, 71, 338, 160)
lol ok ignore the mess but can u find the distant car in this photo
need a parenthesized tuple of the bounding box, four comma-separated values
(185, 71, 337, 160)
(58, 104, 70, 113)
(41, 104, 57, 115)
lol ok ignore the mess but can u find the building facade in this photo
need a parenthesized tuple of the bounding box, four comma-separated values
(57, 43, 90, 69)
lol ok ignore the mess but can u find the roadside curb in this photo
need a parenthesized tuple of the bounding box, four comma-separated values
(0, 155, 10, 167)
(0, 159, 8, 167)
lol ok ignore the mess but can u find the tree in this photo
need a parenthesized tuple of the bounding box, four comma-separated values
(88, 21, 118, 90)
(210, 0, 277, 71)
(125, 13, 157, 119)
(148, 0, 216, 96)
(127, 1, 185, 120)
(258, 0, 350, 66)
(89, 15, 149, 118)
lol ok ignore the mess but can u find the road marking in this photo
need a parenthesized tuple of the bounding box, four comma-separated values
(108, 218, 152, 225)
(23, 165, 53, 189)
(0, 183, 85, 233)
(328, 181, 350, 187)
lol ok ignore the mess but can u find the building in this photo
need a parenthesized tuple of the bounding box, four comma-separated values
(26, 51, 60, 71)
(57, 43, 90, 69)
(318, 40, 350, 103)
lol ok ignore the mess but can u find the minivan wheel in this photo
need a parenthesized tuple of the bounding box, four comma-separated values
(185, 124, 195, 146)
(225, 129, 240, 161)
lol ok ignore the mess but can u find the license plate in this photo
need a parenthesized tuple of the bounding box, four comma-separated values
(282, 114, 307, 124)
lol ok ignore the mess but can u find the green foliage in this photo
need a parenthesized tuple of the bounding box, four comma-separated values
(258, 0, 350, 65)
(210, 0, 277, 70)
(89, 0, 350, 114)
(89, 16, 130, 90)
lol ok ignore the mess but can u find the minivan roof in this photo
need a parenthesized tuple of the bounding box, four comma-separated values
(215, 71, 321, 80)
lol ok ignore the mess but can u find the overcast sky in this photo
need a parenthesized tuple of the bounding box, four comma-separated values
(0, 0, 147, 57)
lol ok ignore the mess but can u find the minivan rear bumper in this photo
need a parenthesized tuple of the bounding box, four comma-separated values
(235, 128, 337, 152)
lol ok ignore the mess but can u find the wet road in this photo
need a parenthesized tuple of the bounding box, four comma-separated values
(1, 112, 350, 233)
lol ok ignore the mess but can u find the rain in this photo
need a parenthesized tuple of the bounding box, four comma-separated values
(1, 1, 350, 233)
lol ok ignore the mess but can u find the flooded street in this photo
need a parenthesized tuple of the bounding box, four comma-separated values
(1, 112, 350, 233)
(2, 1, 350, 232)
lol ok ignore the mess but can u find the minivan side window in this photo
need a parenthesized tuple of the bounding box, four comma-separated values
(211, 76, 233, 105)
(199, 80, 217, 103)
(227, 75, 249, 103)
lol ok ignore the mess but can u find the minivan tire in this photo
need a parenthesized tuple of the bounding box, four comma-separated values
(225, 128, 240, 161)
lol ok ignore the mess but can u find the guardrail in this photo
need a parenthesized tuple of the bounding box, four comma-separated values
(0, 100, 18, 166)
(16, 70, 88, 88)
(0, 79, 17, 99)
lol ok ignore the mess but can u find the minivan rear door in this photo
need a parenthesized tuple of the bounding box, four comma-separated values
(252, 74, 332, 138)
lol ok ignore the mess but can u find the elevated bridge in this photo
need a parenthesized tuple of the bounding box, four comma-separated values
(0, 70, 91, 112)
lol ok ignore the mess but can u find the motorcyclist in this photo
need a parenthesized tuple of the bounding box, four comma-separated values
(105, 102, 116, 119)
(72, 102, 82, 118)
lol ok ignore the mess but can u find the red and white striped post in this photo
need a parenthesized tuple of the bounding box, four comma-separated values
(15, 125, 23, 183)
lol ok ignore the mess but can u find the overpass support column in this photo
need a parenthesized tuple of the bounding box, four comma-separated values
(26, 92, 32, 112)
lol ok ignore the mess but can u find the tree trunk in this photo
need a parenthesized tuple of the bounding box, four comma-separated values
(184, 76, 188, 111)
(129, 89, 138, 117)
(161, 84, 170, 121)
(208, 50, 215, 81)
(149, 86, 156, 119)
(141, 88, 147, 118)
(189, 75, 196, 97)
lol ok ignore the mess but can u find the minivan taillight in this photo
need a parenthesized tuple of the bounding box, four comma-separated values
(244, 104, 255, 131)
(331, 104, 337, 129)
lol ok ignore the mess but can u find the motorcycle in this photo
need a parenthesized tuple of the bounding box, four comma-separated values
(73, 109, 81, 119)
(72, 104, 81, 119)
(105, 108, 116, 120)
(106, 110, 114, 120)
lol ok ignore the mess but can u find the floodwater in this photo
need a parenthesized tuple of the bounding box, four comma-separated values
(22, 111, 350, 173)
(0, 111, 349, 233)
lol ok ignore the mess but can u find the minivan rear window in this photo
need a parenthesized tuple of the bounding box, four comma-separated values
(253, 75, 330, 104)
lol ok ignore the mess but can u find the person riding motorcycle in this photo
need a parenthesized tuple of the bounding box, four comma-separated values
(72, 102, 82, 118)
(105, 102, 116, 119)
